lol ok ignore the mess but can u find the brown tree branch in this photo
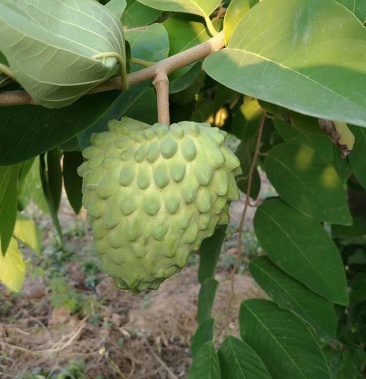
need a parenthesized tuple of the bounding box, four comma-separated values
(0, 32, 225, 107)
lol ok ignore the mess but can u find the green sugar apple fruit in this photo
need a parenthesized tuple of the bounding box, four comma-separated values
(78, 117, 242, 292)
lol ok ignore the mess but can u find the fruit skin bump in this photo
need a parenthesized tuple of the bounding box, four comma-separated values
(78, 117, 242, 292)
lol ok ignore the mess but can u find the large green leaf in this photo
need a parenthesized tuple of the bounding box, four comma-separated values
(0, 0, 125, 108)
(122, 0, 161, 28)
(105, 0, 127, 19)
(335, 0, 366, 22)
(223, 0, 258, 45)
(198, 226, 226, 283)
(273, 116, 333, 162)
(0, 237, 25, 292)
(240, 299, 331, 379)
(189, 341, 221, 379)
(253, 198, 349, 305)
(249, 256, 337, 339)
(0, 91, 119, 166)
(137, 0, 221, 17)
(348, 125, 366, 189)
(265, 143, 351, 225)
(0, 164, 20, 254)
(204, 0, 366, 127)
(218, 336, 271, 379)
(125, 23, 169, 71)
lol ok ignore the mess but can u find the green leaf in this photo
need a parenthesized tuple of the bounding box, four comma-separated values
(218, 336, 271, 379)
(240, 299, 331, 379)
(189, 341, 221, 379)
(14, 214, 42, 254)
(0, 0, 125, 108)
(203, 0, 366, 128)
(224, 0, 258, 45)
(0, 237, 25, 292)
(63, 151, 84, 214)
(335, 0, 366, 23)
(0, 164, 20, 254)
(122, 0, 161, 28)
(273, 117, 333, 162)
(105, 0, 127, 19)
(253, 198, 349, 305)
(137, 0, 221, 17)
(191, 318, 215, 358)
(164, 14, 212, 79)
(0, 91, 120, 165)
(40, 152, 64, 249)
(348, 125, 366, 189)
(17, 158, 48, 214)
(249, 256, 337, 339)
(0, 51, 11, 88)
(125, 23, 169, 71)
(198, 279, 219, 324)
(265, 143, 351, 225)
(198, 226, 226, 283)
(349, 273, 366, 306)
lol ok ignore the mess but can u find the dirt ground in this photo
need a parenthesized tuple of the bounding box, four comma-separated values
(0, 190, 268, 378)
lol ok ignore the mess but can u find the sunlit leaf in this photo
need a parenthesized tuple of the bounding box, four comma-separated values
(122, 0, 161, 28)
(14, 214, 42, 254)
(204, 0, 366, 127)
(0, 0, 125, 108)
(105, 0, 127, 18)
(265, 143, 351, 224)
(335, 0, 366, 22)
(0, 237, 25, 292)
(137, 0, 221, 17)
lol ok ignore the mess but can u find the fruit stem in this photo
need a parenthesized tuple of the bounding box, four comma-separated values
(0, 32, 225, 107)
(153, 71, 170, 125)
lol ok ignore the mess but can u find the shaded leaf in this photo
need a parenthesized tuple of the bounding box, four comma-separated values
(105, 0, 127, 18)
(0, 237, 25, 292)
(348, 125, 366, 189)
(138, 0, 221, 17)
(204, 0, 366, 127)
(0, 91, 120, 165)
(164, 14, 212, 79)
(40, 152, 64, 248)
(189, 341, 221, 379)
(125, 23, 169, 71)
(253, 198, 349, 305)
(122, 0, 161, 28)
(240, 299, 331, 379)
(14, 214, 42, 254)
(191, 318, 215, 358)
(265, 143, 351, 225)
(63, 151, 84, 214)
(0, 164, 20, 254)
(0, 0, 125, 108)
(249, 256, 337, 339)
(218, 336, 271, 379)
(198, 226, 226, 283)
(198, 279, 219, 324)
(335, 0, 366, 23)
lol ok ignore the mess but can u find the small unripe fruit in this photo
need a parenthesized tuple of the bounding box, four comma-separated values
(78, 117, 242, 292)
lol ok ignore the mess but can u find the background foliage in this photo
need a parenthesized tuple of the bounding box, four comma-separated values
(1, 0, 366, 377)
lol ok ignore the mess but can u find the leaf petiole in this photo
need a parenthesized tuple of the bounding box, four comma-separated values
(0, 64, 16, 80)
